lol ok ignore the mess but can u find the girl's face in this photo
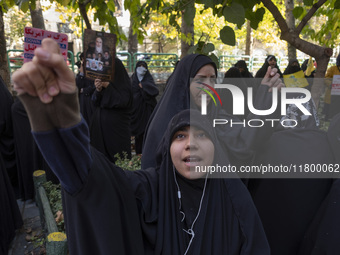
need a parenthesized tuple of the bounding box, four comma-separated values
(170, 126, 214, 180)
(268, 58, 277, 67)
(190, 64, 217, 107)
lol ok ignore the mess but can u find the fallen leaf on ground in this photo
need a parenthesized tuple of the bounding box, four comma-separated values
(55, 210, 64, 223)
(25, 235, 32, 242)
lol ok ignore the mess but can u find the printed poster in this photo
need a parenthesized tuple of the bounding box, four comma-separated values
(24, 27, 68, 63)
(331, 75, 340, 95)
(84, 29, 117, 82)
(283, 70, 309, 88)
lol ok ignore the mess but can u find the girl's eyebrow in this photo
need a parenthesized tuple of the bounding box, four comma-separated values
(195, 74, 217, 78)
(176, 126, 190, 132)
(171, 126, 190, 141)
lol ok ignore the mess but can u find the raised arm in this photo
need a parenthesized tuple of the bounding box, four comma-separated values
(12, 38, 92, 194)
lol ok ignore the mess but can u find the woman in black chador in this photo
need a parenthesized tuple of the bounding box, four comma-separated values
(255, 55, 283, 78)
(11, 99, 58, 200)
(142, 54, 284, 169)
(12, 39, 275, 254)
(283, 59, 301, 75)
(247, 94, 339, 255)
(235, 60, 253, 78)
(90, 57, 132, 162)
(142, 54, 218, 168)
(130, 61, 159, 154)
(222, 67, 249, 119)
(0, 76, 23, 254)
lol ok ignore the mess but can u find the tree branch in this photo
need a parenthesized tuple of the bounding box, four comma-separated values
(296, 0, 327, 34)
(78, 1, 91, 30)
(261, 0, 289, 33)
(83, 0, 91, 6)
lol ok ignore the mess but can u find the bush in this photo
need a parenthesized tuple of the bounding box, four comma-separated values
(42, 181, 64, 232)
(114, 152, 142, 171)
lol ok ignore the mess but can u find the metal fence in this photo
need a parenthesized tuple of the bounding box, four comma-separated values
(7, 49, 76, 73)
(7, 49, 337, 75)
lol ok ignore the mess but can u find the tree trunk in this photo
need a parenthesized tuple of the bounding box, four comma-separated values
(180, 2, 194, 59)
(0, 7, 11, 92)
(79, 2, 92, 30)
(30, 0, 45, 29)
(128, 14, 138, 56)
(261, 0, 330, 107)
(281, 32, 332, 107)
(311, 49, 332, 107)
(287, 43, 297, 60)
(245, 20, 251, 56)
(285, 0, 296, 60)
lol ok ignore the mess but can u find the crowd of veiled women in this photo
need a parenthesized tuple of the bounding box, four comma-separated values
(214, 55, 340, 254)
(0, 56, 160, 254)
(2, 47, 340, 255)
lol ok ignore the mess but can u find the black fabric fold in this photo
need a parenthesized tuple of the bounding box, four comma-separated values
(90, 57, 132, 162)
(0, 77, 23, 254)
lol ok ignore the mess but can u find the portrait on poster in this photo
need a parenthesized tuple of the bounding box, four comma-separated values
(84, 29, 116, 82)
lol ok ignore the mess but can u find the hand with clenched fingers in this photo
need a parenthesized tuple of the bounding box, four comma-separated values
(261, 66, 285, 92)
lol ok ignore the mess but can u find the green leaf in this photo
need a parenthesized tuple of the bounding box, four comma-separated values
(203, 43, 215, 53)
(75, 17, 80, 27)
(19, 0, 29, 12)
(335, 0, 340, 9)
(213, 6, 223, 17)
(220, 26, 236, 46)
(169, 14, 180, 30)
(197, 40, 205, 48)
(223, 2, 245, 27)
(213, 0, 225, 5)
(303, 0, 314, 6)
(31, 0, 36, 10)
(292, 7, 304, 19)
(255, 7, 265, 21)
(246, 7, 265, 30)
(137, 32, 144, 44)
(203, 0, 215, 8)
(61, 0, 71, 6)
(208, 53, 219, 69)
(107, 1, 116, 12)
(237, 0, 261, 8)
(120, 33, 128, 41)
(188, 44, 198, 54)
(183, 5, 195, 26)
(149, 0, 160, 9)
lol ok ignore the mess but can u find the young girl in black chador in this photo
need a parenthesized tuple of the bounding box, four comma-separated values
(13, 39, 271, 255)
